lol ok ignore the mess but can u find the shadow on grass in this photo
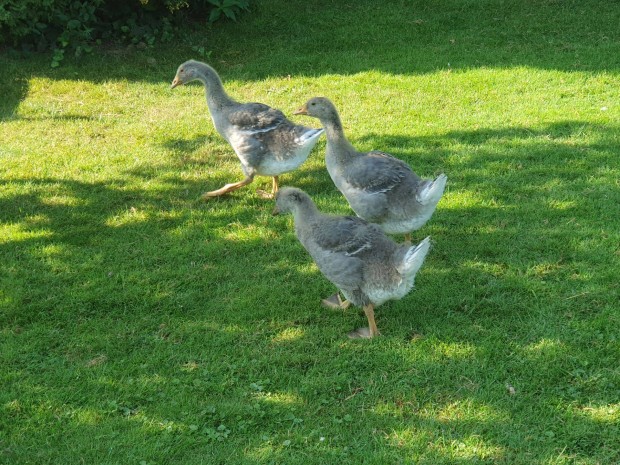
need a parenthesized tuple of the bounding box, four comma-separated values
(0, 74, 28, 122)
(2, 117, 619, 463)
(161, 135, 211, 155)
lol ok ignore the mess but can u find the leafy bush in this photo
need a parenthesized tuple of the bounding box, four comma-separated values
(0, 0, 250, 66)
(0, 1, 102, 56)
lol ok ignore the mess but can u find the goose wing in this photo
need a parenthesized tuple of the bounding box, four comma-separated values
(344, 151, 414, 195)
(304, 216, 379, 292)
(227, 103, 289, 133)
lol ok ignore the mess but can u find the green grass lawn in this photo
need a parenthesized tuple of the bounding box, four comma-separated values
(1, 0, 619, 463)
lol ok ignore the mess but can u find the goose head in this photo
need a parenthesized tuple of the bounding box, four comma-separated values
(294, 97, 339, 121)
(171, 60, 202, 89)
(272, 187, 312, 216)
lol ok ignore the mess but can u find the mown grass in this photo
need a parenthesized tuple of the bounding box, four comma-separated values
(1, 0, 619, 464)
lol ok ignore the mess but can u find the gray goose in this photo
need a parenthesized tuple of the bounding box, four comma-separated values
(171, 60, 324, 198)
(294, 97, 447, 240)
(273, 187, 431, 339)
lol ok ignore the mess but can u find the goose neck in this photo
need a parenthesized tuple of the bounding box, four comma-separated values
(194, 63, 235, 107)
(291, 200, 320, 228)
(320, 112, 355, 152)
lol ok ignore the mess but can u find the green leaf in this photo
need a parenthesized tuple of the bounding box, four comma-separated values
(223, 8, 236, 21)
(209, 9, 221, 23)
(67, 19, 81, 30)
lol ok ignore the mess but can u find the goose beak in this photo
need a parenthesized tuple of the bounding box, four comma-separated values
(293, 105, 308, 115)
(272, 205, 281, 216)
(170, 77, 181, 89)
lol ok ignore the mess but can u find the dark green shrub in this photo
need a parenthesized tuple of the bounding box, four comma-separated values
(0, 0, 250, 66)
(0, 1, 102, 54)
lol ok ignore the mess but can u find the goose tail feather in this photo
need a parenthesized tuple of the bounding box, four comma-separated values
(399, 236, 431, 277)
(416, 173, 447, 206)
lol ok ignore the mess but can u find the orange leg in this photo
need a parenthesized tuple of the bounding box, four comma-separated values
(202, 175, 254, 198)
(364, 304, 379, 337)
(321, 293, 351, 310)
(257, 176, 280, 199)
(348, 303, 380, 339)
